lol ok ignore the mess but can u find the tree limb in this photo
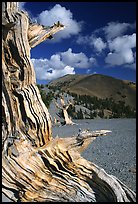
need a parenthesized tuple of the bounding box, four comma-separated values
(28, 21, 65, 48)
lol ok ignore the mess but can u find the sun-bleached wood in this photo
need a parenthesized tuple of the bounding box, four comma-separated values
(2, 2, 136, 202)
(54, 95, 75, 125)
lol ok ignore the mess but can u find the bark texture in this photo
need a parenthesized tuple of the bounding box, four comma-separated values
(2, 2, 136, 202)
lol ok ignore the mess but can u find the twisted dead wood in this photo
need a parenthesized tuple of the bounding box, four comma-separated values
(54, 95, 75, 125)
(2, 2, 136, 202)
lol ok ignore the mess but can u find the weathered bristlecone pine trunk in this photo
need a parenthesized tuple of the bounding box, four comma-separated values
(2, 2, 136, 202)
(54, 95, 75, 125)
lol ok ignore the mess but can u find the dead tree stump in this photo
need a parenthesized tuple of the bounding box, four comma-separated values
(54, 95, 75, 125)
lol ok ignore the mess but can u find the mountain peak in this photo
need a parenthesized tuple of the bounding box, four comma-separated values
(48, 74, 136, 108)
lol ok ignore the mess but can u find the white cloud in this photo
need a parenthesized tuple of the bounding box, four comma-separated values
(108, 33, 136, 51)
(31, 49, 96, 81)
(31, 58, 75, 81)
(61, 48, 95, 68)
(77, 21, 135, 53)
(105, 33, 136, 67)
(45, 66, 75, 81)
(89, 57, 97, 65)
(103, 22, 136, 40)
(77, 35, 106, 53)
(90, 36, 106, 52)
(76, 35, 89, 45)
(48, 54, 65, 70)
(124, 51, 136, 70)
(105, 51, 133, 66)
(36, 4, 82, 42)
(77, 21, 136, 69)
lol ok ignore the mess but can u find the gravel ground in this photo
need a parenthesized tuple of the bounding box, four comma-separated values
(52, 119, 136, 193)
(2, 118, 136, 202)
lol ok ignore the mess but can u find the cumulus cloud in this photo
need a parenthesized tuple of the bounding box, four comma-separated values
(103, 21, 136, 40)
(61, 48, 95, 68)
(31, 58, 75, 81)
(105, 33, 136, 67)
(45, 65, 75, 81)
(77, 21, 136, 69)
(77, 35, 106, 53)
(108, 33, 136, 51)
(77, 21, 135, 50)
(76, 35, 89, 45)
(35, 4, 82, 42)
(91, 36, 106, 53)
(124, 51, 136, 70)
(31, 49, 96, 81)
(105, 50, 133, 66)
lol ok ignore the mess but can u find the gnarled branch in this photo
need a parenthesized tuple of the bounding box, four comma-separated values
(28, 21, 65, 48)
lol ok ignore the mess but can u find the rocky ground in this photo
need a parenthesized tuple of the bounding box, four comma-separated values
(2, 118, 136, 202)
(52, 119, 136, 193)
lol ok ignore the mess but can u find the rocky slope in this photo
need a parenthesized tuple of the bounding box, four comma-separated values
(48, 74, 136, 108)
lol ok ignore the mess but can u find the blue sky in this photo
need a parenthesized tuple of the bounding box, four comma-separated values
(20, 2, 136, 84)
